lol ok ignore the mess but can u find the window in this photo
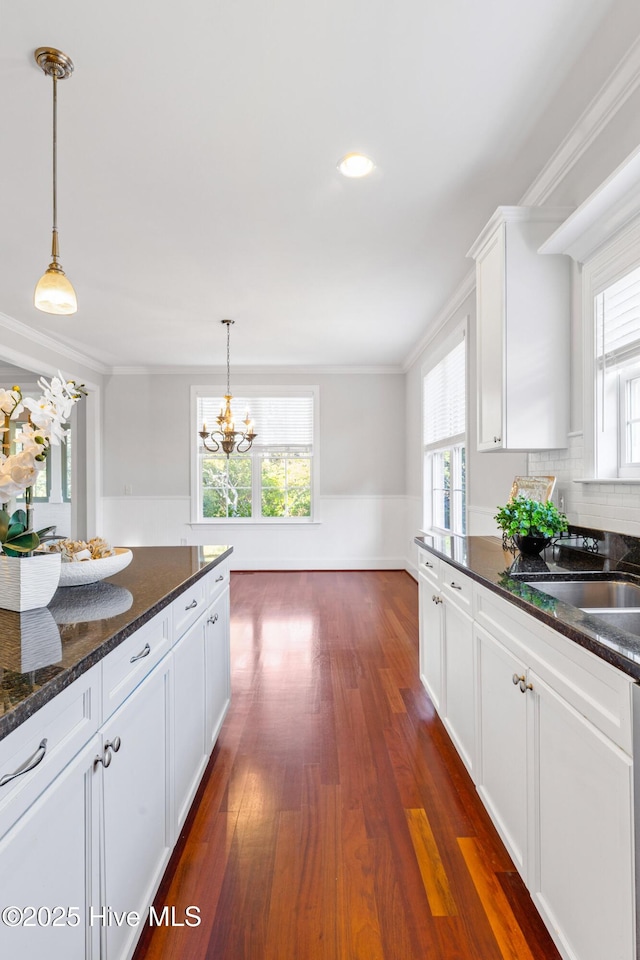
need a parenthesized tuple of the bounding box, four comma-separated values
(594, 263, 640, 478)
(423, 335, 466, 534)
(193, 388, 317, 521)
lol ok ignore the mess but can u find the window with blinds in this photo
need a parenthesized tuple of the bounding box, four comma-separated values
(595, 263, 640, 368)
(423, 336, 466, 534)
(195, 390, 316, 520)
(595, 264, 640, 477)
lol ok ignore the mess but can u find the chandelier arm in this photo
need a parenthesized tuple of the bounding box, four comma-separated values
(235, 437, 254, 454)
(200, 433, 221, 453)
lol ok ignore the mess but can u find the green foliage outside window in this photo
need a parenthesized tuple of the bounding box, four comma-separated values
(201, 453, 312, 519)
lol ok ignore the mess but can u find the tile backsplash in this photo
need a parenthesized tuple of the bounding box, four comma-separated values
(528, 432, 640, 536)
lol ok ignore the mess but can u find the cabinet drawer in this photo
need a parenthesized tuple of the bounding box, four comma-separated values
(0, 664, 101, 839)
(204, 558, 230, 606)
(102, 610, 171, 719)
(441, 561, 472, 611)
(417, 549, 440, 585)
(172, 578, 206, 640)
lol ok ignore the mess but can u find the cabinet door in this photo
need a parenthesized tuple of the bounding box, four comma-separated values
(476, 223, 505, 450)
(0, 735, 100, 960)
(475, 624, 528, 874)
(173, 617, 207, 831)
(529, 671, 635, 960)
(205, 587, 231, 752)
(442, 600, 475, 775)
(101, 658, 172, 960)
(419, 578, 442, 711)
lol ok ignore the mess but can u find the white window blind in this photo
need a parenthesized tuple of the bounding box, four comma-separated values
(596, 264, 640, 367)
(197, 394, 314, 451)
(423, 339, 466, 445)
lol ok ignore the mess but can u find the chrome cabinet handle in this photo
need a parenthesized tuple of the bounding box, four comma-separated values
(105, 736, 121, 753)
(519, 679, 533, 694)
(424, 561, 433, 568)
(432, 595, 443, 605)
(0, 738, 48, 787)
(130, 642, 151, 663)
(207, 613, 219, 625)
(493, 436, 501, 443)
(94, 746, 112, 769)
(215, 574, 224, 582)
(450, 582, 462, 590)
(512, 673, 525, 685)
(185, 599, 198, 610)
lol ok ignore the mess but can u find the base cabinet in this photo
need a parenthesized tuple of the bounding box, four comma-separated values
(0, 735, 101, 960)
(417, 546, 638, 960)
(475, 623, 528, 876)
(173, 618, 207, 833)
(418, 575, 443, 711)
(531, 672, 635, 960)
(100, 659, 172, 960)
(205, 588, 231, 751)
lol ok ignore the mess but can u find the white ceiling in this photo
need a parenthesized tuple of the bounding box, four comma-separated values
(0, 0, 619, 369)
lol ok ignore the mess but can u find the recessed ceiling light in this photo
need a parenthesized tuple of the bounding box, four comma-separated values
(337, 153, 375, 178)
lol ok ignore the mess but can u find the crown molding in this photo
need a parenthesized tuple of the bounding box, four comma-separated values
(402, 33, 640, 370)
(0, 312, 109, 376)
(109, 363, 403, 376)
(402, 270, 475, 372)
(521, 32, 640, 206)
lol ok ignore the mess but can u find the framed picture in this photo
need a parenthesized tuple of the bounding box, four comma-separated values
(509, 475, 556, 502)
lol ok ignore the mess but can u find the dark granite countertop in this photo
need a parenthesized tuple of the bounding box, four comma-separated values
(0, 544, 232, 741)
(415, 528, 640, 683)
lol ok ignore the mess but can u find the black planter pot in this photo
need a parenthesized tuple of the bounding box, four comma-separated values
(514, 534, 552, 556)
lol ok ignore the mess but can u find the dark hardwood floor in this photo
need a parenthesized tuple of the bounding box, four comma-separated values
(133, 570, 560, 960)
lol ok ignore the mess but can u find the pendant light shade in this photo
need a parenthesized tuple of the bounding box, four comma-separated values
(34, 47, 77, 316)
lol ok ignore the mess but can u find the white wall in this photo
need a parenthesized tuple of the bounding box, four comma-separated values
(101, 369, 406, 568)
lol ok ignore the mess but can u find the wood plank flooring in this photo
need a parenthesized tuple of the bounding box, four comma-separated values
(133, 571, 561, 960)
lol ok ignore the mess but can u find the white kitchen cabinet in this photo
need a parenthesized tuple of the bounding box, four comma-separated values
(467, 206, 571, 451)
(475, 622, 528, 876)
(530, 670, 635, 960)
(441, 594, 475, 775)
(205, 587, 231, 752)
(0, 734, 101, 960)
(173, 617, 207, 832)
(100, 655, 172, 960)
(418, 562, 443, 712)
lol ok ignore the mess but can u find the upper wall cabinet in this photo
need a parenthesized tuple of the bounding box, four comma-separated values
(467, 207, 572, 452)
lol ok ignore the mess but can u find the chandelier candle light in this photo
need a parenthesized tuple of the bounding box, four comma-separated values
(199, 320, 257, 457)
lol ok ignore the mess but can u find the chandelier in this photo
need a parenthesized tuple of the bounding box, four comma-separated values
(199, 320, 257, 457)
(33, 47, 78, 315)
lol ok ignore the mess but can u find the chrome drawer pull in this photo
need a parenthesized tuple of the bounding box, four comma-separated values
(130, 642, 151, 663)
(185, 599, 198, 610)
(450, 582, 462, 590)
(424, 561, 434, 568)
(105, 736, 121, 754)
(512, 673, 525, 686)
(215, 574, 224, 582)
(207, 613, 219, 625)
(0, 738, 48, 787)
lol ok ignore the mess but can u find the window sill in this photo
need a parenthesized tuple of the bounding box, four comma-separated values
(190, 519, 322, 527)
(572, 477, 640, 484)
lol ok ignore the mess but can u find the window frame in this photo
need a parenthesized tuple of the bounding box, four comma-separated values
(582, 217, 640, 481)
(421, 322, 468, 536)
(190, 384, 320, 524)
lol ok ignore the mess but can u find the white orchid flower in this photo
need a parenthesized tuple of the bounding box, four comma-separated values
(0, 388, 23, 419)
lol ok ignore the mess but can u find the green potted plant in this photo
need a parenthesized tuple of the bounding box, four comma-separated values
(494, 495, 568, 555)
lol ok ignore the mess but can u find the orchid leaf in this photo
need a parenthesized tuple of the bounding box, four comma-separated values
(3, 532, 40, 553)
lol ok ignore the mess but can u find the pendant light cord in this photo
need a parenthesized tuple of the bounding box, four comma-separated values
(226, 321, 231, 395)
(51, 71, 58, 258)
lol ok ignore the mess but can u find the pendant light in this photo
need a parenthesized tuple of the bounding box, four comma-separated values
(34, 47, 77, 315)
(199, 320, 257, 457)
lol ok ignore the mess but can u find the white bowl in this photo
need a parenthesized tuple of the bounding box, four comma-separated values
(57, 548, 133, 587)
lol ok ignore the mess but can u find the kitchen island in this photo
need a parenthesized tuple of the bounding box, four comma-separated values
(0, 544, 232, 960)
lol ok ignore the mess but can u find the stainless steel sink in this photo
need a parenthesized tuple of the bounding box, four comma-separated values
(522, 579, 640, 609)
(583, 610, 640, 634)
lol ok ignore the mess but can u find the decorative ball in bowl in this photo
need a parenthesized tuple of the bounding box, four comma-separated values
(58, 547, 133, 587)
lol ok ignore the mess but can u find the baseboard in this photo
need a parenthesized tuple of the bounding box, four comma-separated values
(229, 556, 407, 571)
